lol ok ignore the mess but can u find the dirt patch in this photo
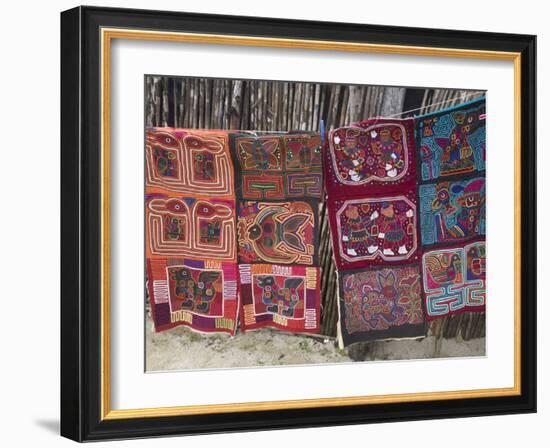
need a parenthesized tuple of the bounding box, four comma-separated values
(145, 316, 485, 371)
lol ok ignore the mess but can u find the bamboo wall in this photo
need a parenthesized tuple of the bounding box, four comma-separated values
(145, 76, 486, 353)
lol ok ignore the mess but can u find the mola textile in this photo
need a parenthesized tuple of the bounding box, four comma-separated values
(231, 131, 324, 335)
(415, 98, 486, 320)
(338, 263, 426, 345)
(145, 128, 238, 334)
(230, 132, 323, 200)
(324, 118, 417, 198)
(421, 239, 486, 320)
(238, 264, 321, 333)
(324, 118, 426, 346)
(415, 97, 486, 182)
(147, 258, 239, 334)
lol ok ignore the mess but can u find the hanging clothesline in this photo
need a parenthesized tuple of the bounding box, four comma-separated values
(223, 91, 484, 133)
(385, 91, 484, 118)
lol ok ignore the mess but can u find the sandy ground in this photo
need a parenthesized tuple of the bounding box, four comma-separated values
(145, 315, 485, 371)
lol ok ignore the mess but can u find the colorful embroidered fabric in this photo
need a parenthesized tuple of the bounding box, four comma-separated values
(146, 193, 237, 261)
(146, 128, 235, 196)
(325, 118, 417, 197)
(237, 200, 318, 265)
(230, 131, 323, 335)
(418, 176, 485, 246)
(339, 264, 425, 344)
(145, 128, 238, 334)
(239, 264, 320, 333)
(147, 258, 239, 334)
(230, 132, 323, 200)
(327, 190, 420, 270)
(325, 118, 420, 272)
(324, 117, 425, 346)
(416, 97, 486, 320)
(416, 98, 486, 182)
(422, 240, 486, 319)
(144, 98, 486, 339)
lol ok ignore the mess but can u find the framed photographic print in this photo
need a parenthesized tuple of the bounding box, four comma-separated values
(60, 5, 537, 441)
